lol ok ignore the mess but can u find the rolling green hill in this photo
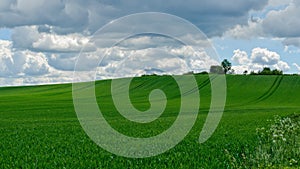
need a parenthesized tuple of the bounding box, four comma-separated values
(0, 75, 299, 168)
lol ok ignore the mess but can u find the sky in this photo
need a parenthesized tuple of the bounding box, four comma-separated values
(0, 0, 300, 86)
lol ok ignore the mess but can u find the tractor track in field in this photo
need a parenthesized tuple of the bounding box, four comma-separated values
(128, 75, 214, 101)
(248, 75, 284, 105)
(181, 75, 217, 97)
(129, 75, 215, 102)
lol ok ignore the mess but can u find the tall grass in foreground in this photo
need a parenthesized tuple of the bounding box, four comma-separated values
(226, 113, 300, 168)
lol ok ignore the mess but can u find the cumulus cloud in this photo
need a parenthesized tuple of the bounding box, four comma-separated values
(274, 60, 290, 71)
(0, 40, 88, 86)
(232, 49, 250, 64)
(2, 31, 220, 86)
(0, 40, 51, 77)
(0, 40, 14, 76)
(251, 47, 280, 65)
(12, 26, 93, 52)
(170, 46, 219, 71)
(95, 44, 218, 79)
(32, 33, 90, 52)
(13, 50, 50, 75)
(231, 47, 290, 74)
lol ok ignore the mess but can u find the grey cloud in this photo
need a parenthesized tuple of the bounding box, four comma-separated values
(283, 37, 300, 47)
(117, 34, 183, 50)
(224, 0, 300, 45)
(229, 0, 300, 39)
(1, 0, 268, 37)
(12, 26, 39, 49)
(262, 2, 300, 37)
(47, 53, 77, 71)
(0, 0, 88, 30)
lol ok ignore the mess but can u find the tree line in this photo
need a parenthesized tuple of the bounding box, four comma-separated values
(210, 59, 283, 75)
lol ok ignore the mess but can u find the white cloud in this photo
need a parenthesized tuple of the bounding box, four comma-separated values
(12, 26, 94, 52)
(14, 50, 50, 75)
(274, 60, 290, 71)
(251, 47, 280, 65)
(232, 49, 250, 64)
(231, 65, 250, 74)
(0, 40, 14, 76)
(94, 43, 219, 79)
(230, 47, 290, 74)
(32, 33, 90, 52)
(170, 45, 219, 71)
(0, 40, 51, 77)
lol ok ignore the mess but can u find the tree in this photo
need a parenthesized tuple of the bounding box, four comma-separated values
(243, 70, 248, 75)
(260, 67, 272, 75)
(250, 71, 257, 75)
(272, 69, 283, 75)
(221, 59, 232, 74)
(210, 65, 224, 74)
(249, 67, 283, 75)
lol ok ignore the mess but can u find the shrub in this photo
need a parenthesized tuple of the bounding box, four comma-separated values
(253, 114, 300, 168)
(225, 114, 300, 168)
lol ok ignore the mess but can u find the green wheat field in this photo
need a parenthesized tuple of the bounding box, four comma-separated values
(0, 74, 299, 168)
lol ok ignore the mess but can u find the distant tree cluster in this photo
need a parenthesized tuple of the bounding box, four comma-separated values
(182, 58, 287, 76)
(250, 67, 283, 75)
(183, 71, 208, 75)
(141, 73, 159, 77)
(208, 59, 284, 76)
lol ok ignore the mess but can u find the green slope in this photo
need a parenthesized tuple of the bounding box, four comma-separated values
(0, 75, 299, 168)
